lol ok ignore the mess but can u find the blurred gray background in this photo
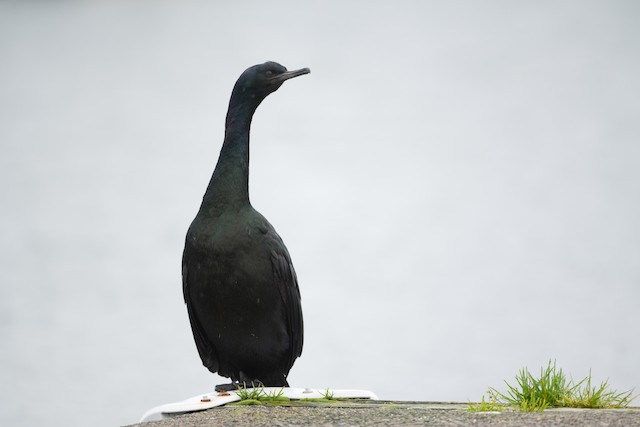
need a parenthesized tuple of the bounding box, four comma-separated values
(1, 1, 639, 426)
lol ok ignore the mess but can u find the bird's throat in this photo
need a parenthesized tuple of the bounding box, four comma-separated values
(199, 86, 263, 215)
(201, 121, 253, 215)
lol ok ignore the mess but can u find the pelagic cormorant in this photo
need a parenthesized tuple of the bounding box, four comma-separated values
(182, 62, 309, 389)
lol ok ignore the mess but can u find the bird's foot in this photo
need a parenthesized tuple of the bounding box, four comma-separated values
(215, 379, 268, 392)
(215, 382, 240, 392)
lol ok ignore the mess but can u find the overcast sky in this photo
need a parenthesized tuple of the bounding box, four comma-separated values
(1, 1, 639, 426)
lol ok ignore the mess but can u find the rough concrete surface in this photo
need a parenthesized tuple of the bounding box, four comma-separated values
(130, 400, 640, 426)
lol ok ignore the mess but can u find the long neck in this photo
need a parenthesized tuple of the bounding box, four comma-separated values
(199, 94, 260, 215)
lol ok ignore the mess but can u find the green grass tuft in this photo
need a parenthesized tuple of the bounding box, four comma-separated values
(489, 360, 565, 411)
(320, 389, 335, 400)
(468, 395, 506, 412)
(473, 360, 637, 412)
(235, 383, 265, 401)
(562, 372, 637, 409)
(262, 387, 290, 402)
(235, 385, 291, 404)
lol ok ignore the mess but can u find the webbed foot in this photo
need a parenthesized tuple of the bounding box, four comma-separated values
(215, 382, 239, 392)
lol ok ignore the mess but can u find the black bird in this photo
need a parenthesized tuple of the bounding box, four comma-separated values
(182, 62, 309, 389)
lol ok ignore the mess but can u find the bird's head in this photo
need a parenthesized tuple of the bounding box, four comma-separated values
(231, 61, 310, 105)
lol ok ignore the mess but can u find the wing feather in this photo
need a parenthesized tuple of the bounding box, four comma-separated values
(182, 243, 220, 373)
(266, 230, 304, 372)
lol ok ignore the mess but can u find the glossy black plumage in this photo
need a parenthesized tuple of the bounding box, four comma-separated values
(182, 62, 309, 387)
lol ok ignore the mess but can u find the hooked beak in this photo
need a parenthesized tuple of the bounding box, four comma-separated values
(270, 67, 311, 84)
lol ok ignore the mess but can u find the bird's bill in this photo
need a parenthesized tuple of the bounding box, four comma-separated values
(271, 67, 310, 84)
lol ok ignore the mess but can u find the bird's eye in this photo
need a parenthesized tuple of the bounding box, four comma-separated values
(265, 70, 273, 77)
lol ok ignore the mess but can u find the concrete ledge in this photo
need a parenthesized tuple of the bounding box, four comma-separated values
(129, 400, 640, 426)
